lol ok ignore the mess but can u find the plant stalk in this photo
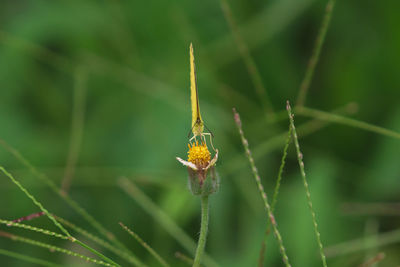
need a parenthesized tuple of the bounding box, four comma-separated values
(193, 196, 209, 267)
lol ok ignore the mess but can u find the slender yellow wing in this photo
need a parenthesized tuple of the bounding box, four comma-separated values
(190, 43, 204, 136)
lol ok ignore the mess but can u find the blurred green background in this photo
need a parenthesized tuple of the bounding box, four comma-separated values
(1, 0, 400, 266)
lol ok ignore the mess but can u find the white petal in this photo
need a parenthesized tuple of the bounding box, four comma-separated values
(205, 149, 218, 170)
(176, 157, 198, 170)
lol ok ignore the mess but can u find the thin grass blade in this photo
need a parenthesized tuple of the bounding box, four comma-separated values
(258, 126, 292, 267)
(296, 0, 336, 106)
(233, 108, 291, 267)
(297, 107, 400, 140)
(0, 248, 62, 267)
(119, 222, 169, 267)
(286, 101, 327, 267)
(117, 177, 219, 267)
(0, 139, 143, 266)
(0, 231, 115, 267)
(0, 166, 121, 267)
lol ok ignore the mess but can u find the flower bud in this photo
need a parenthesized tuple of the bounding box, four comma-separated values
(176, 141, 219, 196)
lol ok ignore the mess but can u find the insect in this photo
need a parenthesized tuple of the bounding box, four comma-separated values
(188, 43, 215, 150)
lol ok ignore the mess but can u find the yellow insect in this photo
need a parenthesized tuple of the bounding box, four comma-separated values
(188, 43, 215, 150)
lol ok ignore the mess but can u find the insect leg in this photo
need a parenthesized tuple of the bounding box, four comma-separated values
(189, 135, 197, 144)
(203, 123, 214, 138)
(202, 133, 216, 152)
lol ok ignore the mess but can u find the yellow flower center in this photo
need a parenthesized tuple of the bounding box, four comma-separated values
(187, 141, 211, 167)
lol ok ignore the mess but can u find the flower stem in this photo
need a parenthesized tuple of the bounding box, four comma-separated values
(193, 196, 209, 267)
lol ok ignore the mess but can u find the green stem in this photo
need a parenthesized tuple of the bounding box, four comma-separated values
(0, 248, 62, 267)
(258, 126, 292, 267)
(296, 0, 336, 107)
(287, 101, 327, 267)
(233, 108, 291, 267)
(219, 0, 274, 116)
(297, 106, 400, 140)
(193, 196, 209, 267)
(0, 166, 121, 267)
(118, 178, 218, 267)
(0, 140, 141, 265)
(74, 239, 121, 267)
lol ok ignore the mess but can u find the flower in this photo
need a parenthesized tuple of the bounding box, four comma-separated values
(188, 141, 211, 168)
(176, 140, 219, 196)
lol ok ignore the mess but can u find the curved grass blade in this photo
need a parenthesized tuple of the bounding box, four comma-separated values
(55, 216, 139, 266)
(117, 177, 219, 267)
(3, 217, 138, 265)
(61, 66, 87, 194)
(223, 103, 358, 176)
(0, 167, 71, 237)
(297, 106, 400, 140)
(233, 108, 291, 267)
(219, 0, 274, 116)
(286, 101, 327, 267)
(258, 126, 292, 266)
(0, 231, 115, 267)
(207, 0, 316, 67)
(0, 219, 72, 241)
(324, 229, 400, 257)
(296, 0, 336, 106)
(119, 222, 170, 267)
(359, 253, 385, 267)
(0, 248, 62, 267)
(0, 139, 143, 266)
(0, 166, 121, 267)
(175, 251, 194, 266)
